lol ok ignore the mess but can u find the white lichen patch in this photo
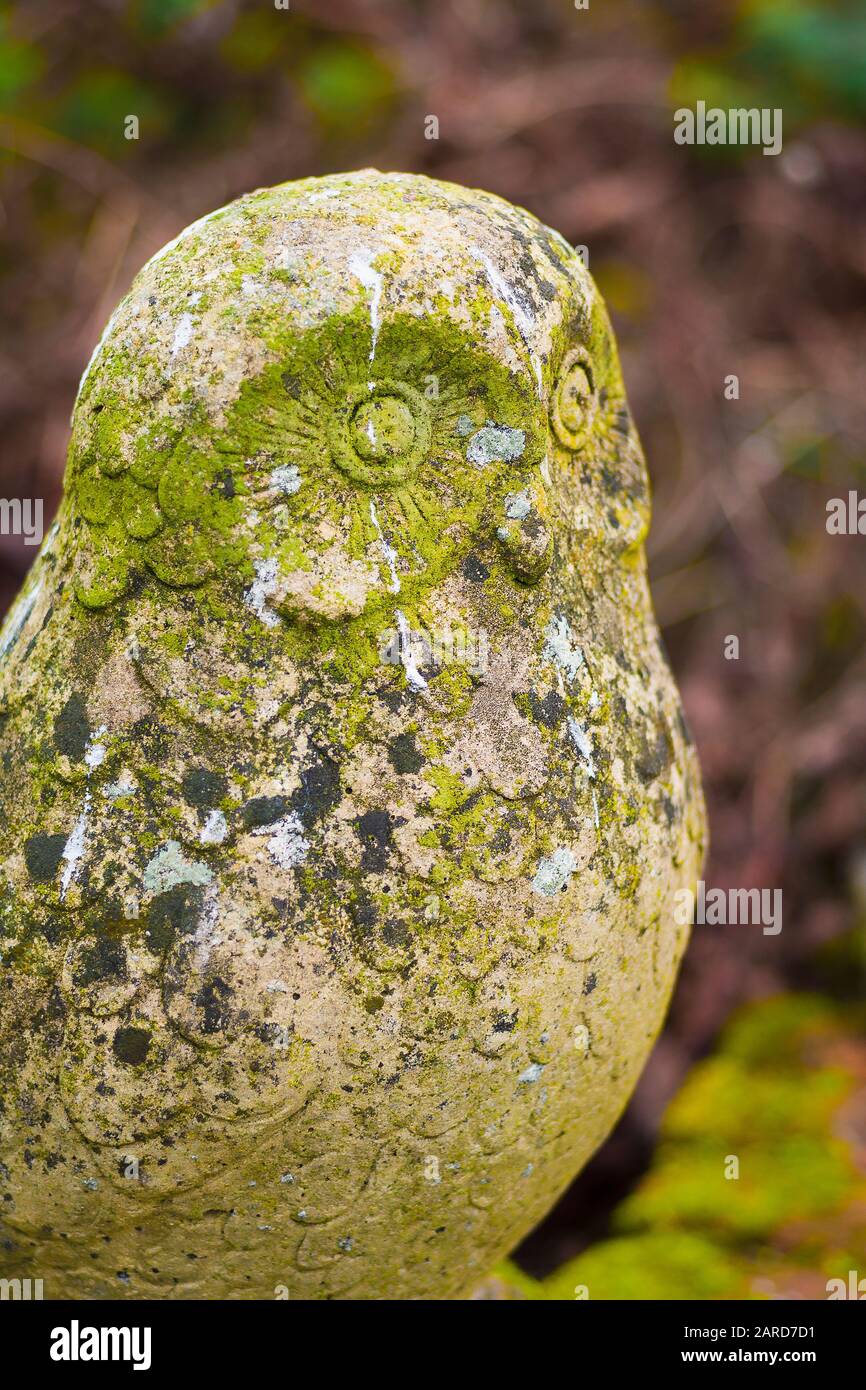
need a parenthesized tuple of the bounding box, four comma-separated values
(395, 610, 428, 692)
(104, 771, 136, 801)
(369, 500, 400, 594)
(170, 312, 195, 358)
(143, 840, 214, 895)
(470, 245, 545, 397)
(0, 576, 41, 663)
(254, 813, 309, 870)
(543, 614, 584, 682)
(60, 794, 91, 900)
(348, 246, 384, 378)
(84, 726, 108, 772)
(200, 809, 228, 845)
(567, 716, 596, 779)
(470, 245, 535, 341)
(466, 423, 525, 468)
(532, 847, 578, 897)
(245, 557, 280, 629)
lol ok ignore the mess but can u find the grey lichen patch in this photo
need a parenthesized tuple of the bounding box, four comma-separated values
(0, 170, 704, 1303)
(271, 465, 302, 496)
(467, 423, 526, 468)
(505, 490, 532, 520)
(518, 1062, 545, 1085)
(532, 848, 578, 897)
(142, 841, 214, 895)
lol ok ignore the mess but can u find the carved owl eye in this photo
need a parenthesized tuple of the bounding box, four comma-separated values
(550, 348, 597, 452)
(329, 380, 432, 488)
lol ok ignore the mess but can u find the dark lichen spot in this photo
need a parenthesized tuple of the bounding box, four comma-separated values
(74, 937, 127, 987)
(377, 688, 410, 715)
(389, 732, 423, 775)
(382, 918, 411, 948)
(182, 767, 229, 808)
(676, 704, 695, 748)
(528, 688, 565, 729)
(583, 972, 597, 995)
(194, 977, 232, 1034)
(145, 884, 203, 951)
(291, 757, 341, 825)
(211, 468, 235, 499)
(601, 465, 622, 496)
(241, 795, 291, 830)
(53, 694, 90, 761)
(462, 553, 489, 583)
(355, 809, 394, 872)
(349, 894, 378, 937)
(635, 722, 673, 785)
(24, 832, 67, 883)
(112, 1027, 151, 1066)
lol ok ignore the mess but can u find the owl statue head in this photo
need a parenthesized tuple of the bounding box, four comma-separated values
(68, 171, 646, 635)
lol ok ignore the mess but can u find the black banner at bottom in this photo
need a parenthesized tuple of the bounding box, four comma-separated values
(3, 1294, 860, 1376)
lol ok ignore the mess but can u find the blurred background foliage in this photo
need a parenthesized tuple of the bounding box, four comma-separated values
(0, 0, 864, 1297)
(672, 0, 866, 129)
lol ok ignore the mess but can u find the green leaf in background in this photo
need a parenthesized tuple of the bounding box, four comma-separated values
(219, 10, 288, 73)
(741, 0, 866, 120)
(0, 6, 44, 108)
(51, 69, 177, 156)
(131, 0, 215, 39)
(296, 42, 396, 134)
(670, 0, 866, 157)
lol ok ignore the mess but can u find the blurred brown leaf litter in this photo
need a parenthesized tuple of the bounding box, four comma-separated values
(1, 0, 864, 1287)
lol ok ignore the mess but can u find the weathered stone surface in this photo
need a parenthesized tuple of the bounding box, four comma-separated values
(0, 170, 705, 1299)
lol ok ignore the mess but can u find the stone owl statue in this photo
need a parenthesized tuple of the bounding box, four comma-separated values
(0, 171, 705, 1300)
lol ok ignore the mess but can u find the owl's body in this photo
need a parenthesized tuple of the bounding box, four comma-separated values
(0, 172, 704, 1299)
